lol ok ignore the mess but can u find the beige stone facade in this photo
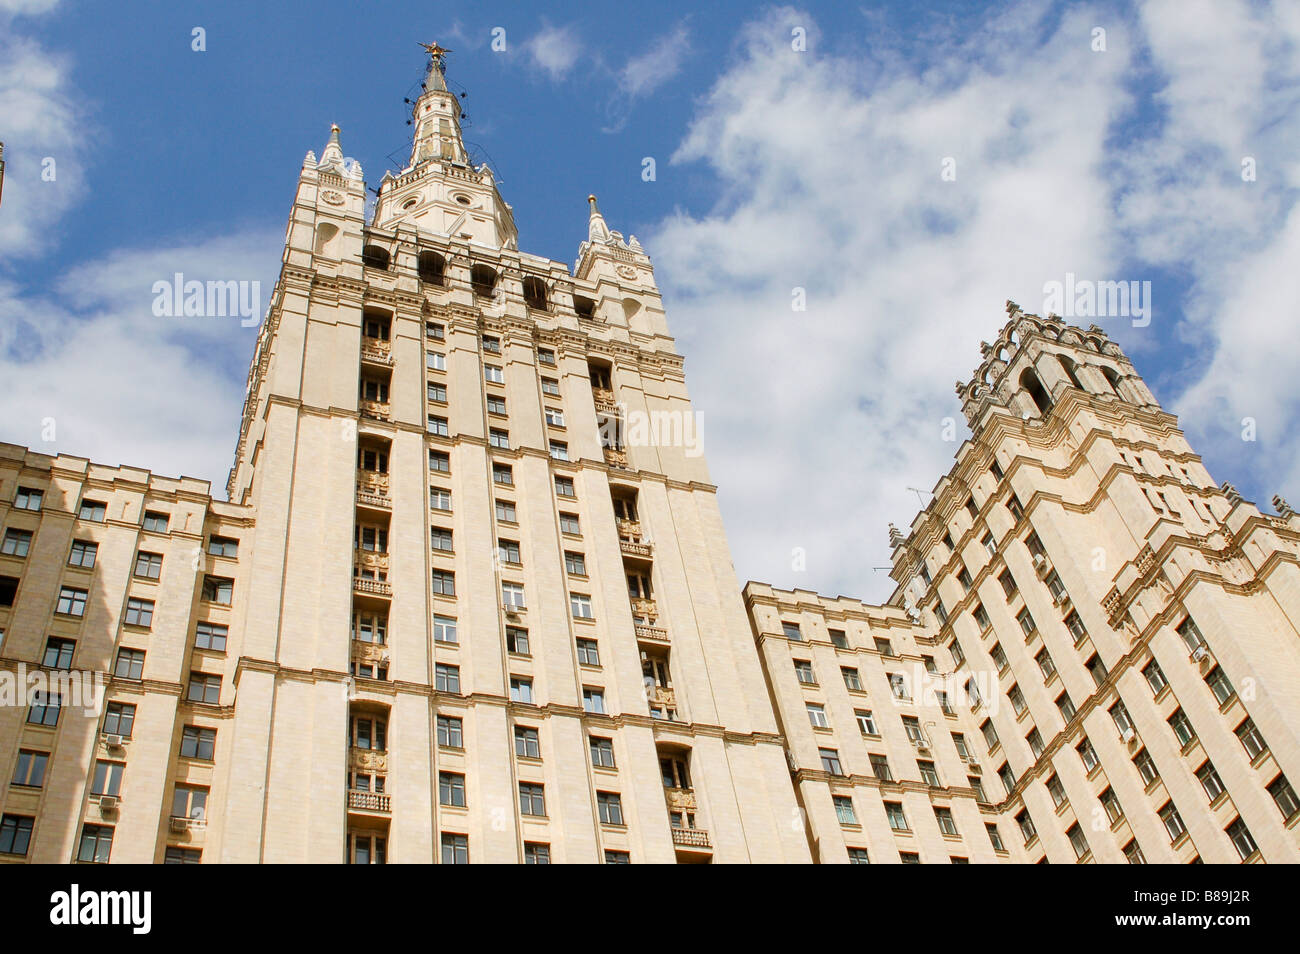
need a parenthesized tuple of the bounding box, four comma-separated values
(2, 53, 1298, 865)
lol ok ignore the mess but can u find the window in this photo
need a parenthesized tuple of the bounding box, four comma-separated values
(428, 415, 450, 437)
(919, 761, 940, 786)
(1008, 684, 1026, 716)
(503, 677, 531, 705)
(1066, 822, 1089, 859)
(201, 576, 233, 605)
(91, 760, 124, 797)
(502, 581, 525, 609)
(986, 823, 1006, 852)
(582, 687, 605, 714)
(855, 709, 877, 735)
(484, 365, 504, 384)
(991, 643, 1008, 671)
(77, 824, 114, 863)
(1133, 747, 1159, 785)
(492, 499, 517, 524)
(42, 637, 75, 670)
(69, 539, 97, 567)
(829, 629, 848, 649)
(1017, 608, 1037, 640)
(782, 621, 803, 641)
(1168, 708, 1196, 747)
(1016, 809, 1037, 844)
(1100, 786, 1124, 824)
(576, 638, 600, 667)
(438, 772, 467, 807)
(565, 551, 587, 576)
(427, 351, 446, 371)
(14, 487, 43, 511)
(1047, 773, 1066, 807)
(1, 529, 31, 557)
(194, 621, 228, 652)
(1176, 615, 1205, 651)
(429, 382, 448, 403)
(1086, 654, 1109, 688)
(998, 569, 1018, 599)
(848, 848, 870, 864)
(1, 815, 35, 856)
(1142, 659, 1167, 694)
(973, 603, 991, 632)
(180, 725, 216, 760)
(1159, 800, 1186, 841)
(965, 496, 979, 520)
(570, 593, 593, 619)
(549, 441, 569, 461)
(1044, 570, 1067, 603)
(1196, 761, 1226, 802)
(807, 703, 828, 728)
(934, 806, 958, 836)
(436, 715, 463, 748)
(114, 649, 145, 680)
(432, 570, 456, 596)
(1225, 817, 1257, 860)
(957, 566, 973, 592)
(597, 791, 624, 826)
(953, 733, 971, 759)
(590, 736, 615, 768)
(949, 639, 966, 666)
(981, 719, 1000, 750)
(142, 511, 169, 532)
(1205, 666, 1235, 705)
(1077, 737, 1099, 772)
(1035, 648, 1057, 681)
(1064, 611, 1087, 642)
(519, 783, 546, 817)
(870, 754, 892, 781)
(103, 702, 136, 738)
(124, 597, 154, 628)
(558, 512, 581, 535)
(537, 347, 556, 365)
(11, 750, 48, 788)
(545, 407, 565, 428)
(481, 335, 501, 354)
(885, 802, 909, 831)
(497, 538, 520, 565)
(1267, 774, 1300, 821)
(429, 451, 450, 474)
(187, 672, 221, 704)
(164, 847, 201, 864)
(56, 586, 87, 617)
(842, 667, 863, 691)
(541, 377, 561, 397)
(833, 795, 858, 825)
(426, 321, 445, 341)
(493, 464, 514, 486)
(79, 500, 107, 522)
(1056, 691, 1076, 722)
(436, 664, 461, 694)
(1110, 700, 1135, 738)
(441, 833, 469, 865)
(1027, 728, 1044, 758)
(819, 748, 843, 775)
(433, 615, 457, 644)
(554, 476, 575, 497)
(352, 715, 387, 751)
(489, 428, 510, 449)
(1123, 839, 1146, 864)
(524, 843, 550, 864)
(506, 626, 529, 655)
(1236, 718, 1267, 760)
(604, 850, 630, 864)
(999, 762, 1016, 795)
(981, 532, 997, 558)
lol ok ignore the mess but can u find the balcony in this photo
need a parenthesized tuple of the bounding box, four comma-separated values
(620, 539, 653, 559)
(649, 685, 676, 710)
(359, 399, 391, 422)
(603, 447, 629, 470)
(630, 597, 658, 620)
(348, 789, 391, 814)
(353, 577, 392, 598)
(355, 548, 390, 572)
(592, 386, 617, 413)
(351, 638, 388, 667)
(635, 623, 669, 644)
(349, 745, 388, 774)
(360, 339, 393, 367)
(616, 518, 642, 539)
(670, 827, 711, 850)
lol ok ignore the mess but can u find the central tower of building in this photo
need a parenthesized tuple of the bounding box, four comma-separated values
(220, 46, 808, 863)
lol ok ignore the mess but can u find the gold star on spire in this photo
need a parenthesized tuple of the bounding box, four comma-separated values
(419, 41, 452, 61)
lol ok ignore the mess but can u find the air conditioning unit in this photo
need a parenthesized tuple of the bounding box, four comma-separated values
(98, 795, 119, 812)
(1032, 553, 1046, 568)
(966, 759, 983, 773)
(169, 816, 190, 833)
(1120, 727, 1136, 744)
(102, 733, 124, 750)
(502, 602, 520, 617)
(1190, 644, 1209, 663)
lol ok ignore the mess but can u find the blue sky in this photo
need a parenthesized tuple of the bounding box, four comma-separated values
(2, 0, 1298, 602)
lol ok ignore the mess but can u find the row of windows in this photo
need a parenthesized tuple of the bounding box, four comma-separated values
(0, 816, 201, 863)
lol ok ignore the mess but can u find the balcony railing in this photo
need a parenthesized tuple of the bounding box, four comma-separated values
(348, 789, 391, 813)
(356, 487, 391, 510)
(665, 786, 697, 812)
(616, 518, 642, 539)
(355, 548, 391, 572)
(630, 597, 658, 619)
(620, 539, 653, 559)
(360, 340, 394, 366)
(349, 746, 388, 773)
(649, 685, 676, 710)
(353, 577, 392, 597)
(671, 827, 711, 849)
(635, 624, 669, 644)
(351, 638, 388, 667)
(603, 447, 629, 469)
(359, 399, 391, 421)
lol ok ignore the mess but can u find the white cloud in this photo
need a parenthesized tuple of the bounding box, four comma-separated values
(620, 23, 691, 98)
(524, 24, 583, 81)
(0, 0, 59, 14)
(0, 229, 282, 491)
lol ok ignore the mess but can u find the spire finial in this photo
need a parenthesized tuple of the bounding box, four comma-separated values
(419, 41, 453, 62)
(586, 193, 611, 243)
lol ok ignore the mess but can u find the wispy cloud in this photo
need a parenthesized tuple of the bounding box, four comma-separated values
(523, 24, 583, 81)
(620, 23, 691, 97)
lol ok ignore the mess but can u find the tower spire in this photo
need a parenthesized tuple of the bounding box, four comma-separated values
(407, 41, 466, 167)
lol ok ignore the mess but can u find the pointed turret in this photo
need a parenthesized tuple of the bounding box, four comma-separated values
(575, 193, 654, 286)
